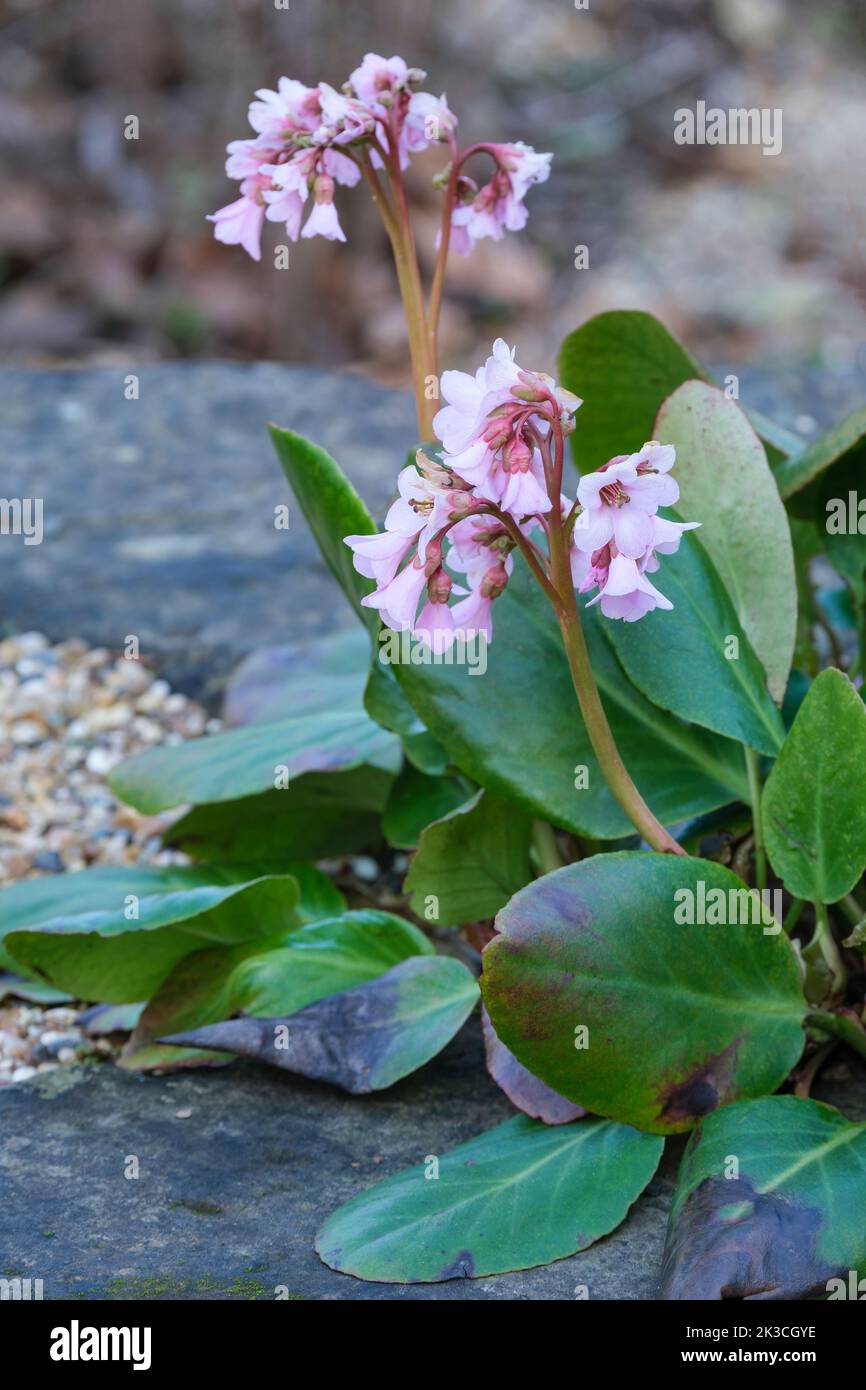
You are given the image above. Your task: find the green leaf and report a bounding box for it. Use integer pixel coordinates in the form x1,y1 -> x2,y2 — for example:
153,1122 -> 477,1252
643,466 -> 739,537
315,1112 -> 664,1282
109,708 -> 399,815
763,667 -> 866,903
268,424 -> 378,630
165,766 -> 392,863
774,404 -> 866,502
558,310 -> 711,472
557,310 -> 792,474
661,1095 -> 866,1299
221,628 -> 370,727
0,973 -> 72,1005
122,908 -> 430,1072
604,529 -> 785,755
364,660 -> 450,776
382,764 -> 469,850
393,564 -> 749,840
161,954 -> 479,1093
482,853 -> 806,1135
2,867 -> 301,1003
405,789 -> 533,925
655,381 -> 797,704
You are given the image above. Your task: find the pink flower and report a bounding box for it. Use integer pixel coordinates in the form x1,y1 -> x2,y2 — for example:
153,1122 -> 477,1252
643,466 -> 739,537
450,141 -> 551,250
573,443 -> 679,559
343,529 -> 413,587
347,53 -> 411,114
433,340 -> 580,519
301,174 -> 346,241
451,585 -> 493,642
415,598 -> 456,653
248,79 -> 322,138
404,92 -> 457,151
207,195 -> 265,261
345,463 -> 447,595
586,553 -> 674,623
301,199 -> 346,241
642,514 -> 701,572
362,554 -> 429,630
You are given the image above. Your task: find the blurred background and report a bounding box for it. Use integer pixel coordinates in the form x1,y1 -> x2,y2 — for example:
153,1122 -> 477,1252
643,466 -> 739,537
2,0 -> 866,385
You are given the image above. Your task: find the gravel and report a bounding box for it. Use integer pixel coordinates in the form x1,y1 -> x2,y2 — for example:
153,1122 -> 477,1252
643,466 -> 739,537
0,630 -> 218,1086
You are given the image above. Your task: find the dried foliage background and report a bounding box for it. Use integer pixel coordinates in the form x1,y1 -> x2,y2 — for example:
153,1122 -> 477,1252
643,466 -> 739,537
2,0 -> 865,383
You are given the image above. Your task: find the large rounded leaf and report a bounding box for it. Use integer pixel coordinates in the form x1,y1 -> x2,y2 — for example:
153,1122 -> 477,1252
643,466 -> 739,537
661,1095 -> 866,1299
482,854 -> 806,1134
655,381 -> 796,705
123,909 -> 431,1071
161,954 -> 479,1093
1,866 -> 300,1003
394,565 -> 749,840
318,1106 -> 664,1278
604,530 -> 784,755
763,667 -> 866,903
316,1112 -> 663,1282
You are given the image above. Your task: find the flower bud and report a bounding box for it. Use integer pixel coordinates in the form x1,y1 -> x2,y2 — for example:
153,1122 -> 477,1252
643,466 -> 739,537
423,538 -> 444,577
427,566 -> 452,603
312,172 -> 336,204
502,434 -> 532,473
479,561 -> 509,600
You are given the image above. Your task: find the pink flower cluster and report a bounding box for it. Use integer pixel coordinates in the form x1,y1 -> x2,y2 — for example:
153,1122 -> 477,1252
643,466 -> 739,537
571,445 -> 700,622
209,54 -> 552,265
344,341 -> 697,647
448,143 -> 553,255
208,55 -> 455,260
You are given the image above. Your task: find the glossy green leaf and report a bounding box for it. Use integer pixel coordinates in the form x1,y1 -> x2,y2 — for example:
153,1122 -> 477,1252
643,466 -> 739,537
109,707 -> 399,815
557,310 -> 793,473
763,667 -> 866,903
558,310 -> 711,472
382,764 -> 469,849
364,660 -> 450,776
165,766 -> 392,862
655,381 -> 797,704
605,530 -> 785,754
268,424 -> 378,631
405,789 -> 533,925
393,564 -> 749,840
122,908 -> 430,1072
662,1095 -> 866,1299
161,954 -> 478,1093
482,853 -> 806,1135
316,1112 -> 664,1282
2,867 -> 301,1003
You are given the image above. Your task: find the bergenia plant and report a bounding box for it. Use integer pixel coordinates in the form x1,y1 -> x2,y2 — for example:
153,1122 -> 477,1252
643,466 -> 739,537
4,53 -> 866,1301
